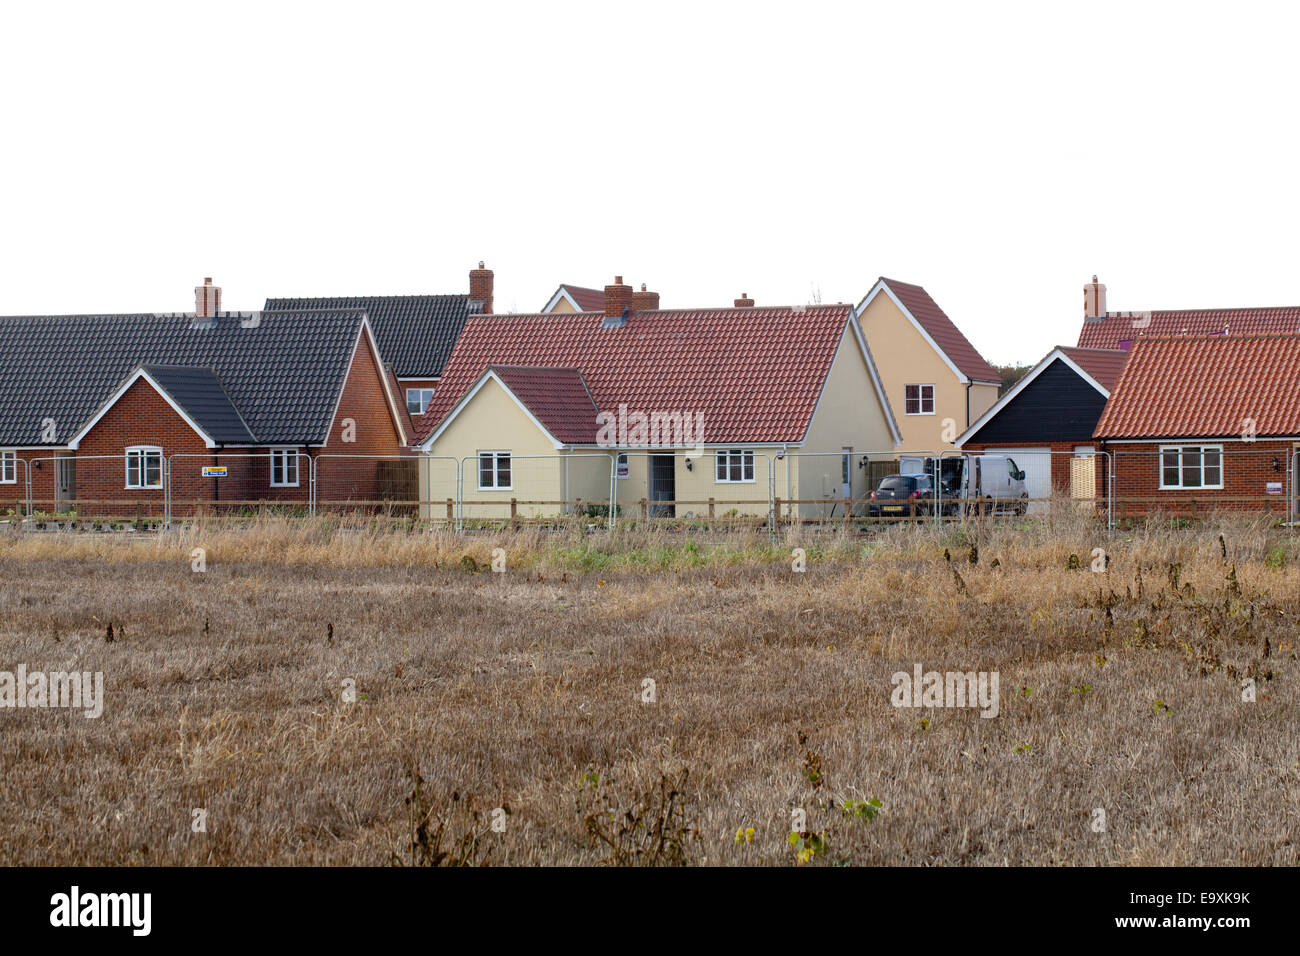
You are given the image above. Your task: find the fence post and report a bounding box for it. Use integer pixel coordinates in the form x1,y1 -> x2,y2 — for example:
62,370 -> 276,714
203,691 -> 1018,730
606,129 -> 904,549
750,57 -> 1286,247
842,496 -> 851,530
510,497 -> 518,531
446,498 -> 454,525
640,498 -> 647,522
773,496 -> 782,532
708,497 -> 715,520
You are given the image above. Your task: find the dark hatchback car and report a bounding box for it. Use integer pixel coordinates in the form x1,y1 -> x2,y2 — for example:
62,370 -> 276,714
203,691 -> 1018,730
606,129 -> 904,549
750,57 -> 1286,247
867,473 -> 936,518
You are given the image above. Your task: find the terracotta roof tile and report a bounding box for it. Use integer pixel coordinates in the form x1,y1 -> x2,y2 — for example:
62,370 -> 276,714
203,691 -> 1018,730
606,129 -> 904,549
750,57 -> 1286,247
1094,334 -> 1300,439
417,305 -> 856,446
1057,346 -> 1129,392
1077,307 -> 1300,350
879,278 -> 1001,383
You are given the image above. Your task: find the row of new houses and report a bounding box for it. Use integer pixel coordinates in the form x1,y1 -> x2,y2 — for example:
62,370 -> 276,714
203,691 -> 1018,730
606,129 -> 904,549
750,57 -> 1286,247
0,269 -> 1296,520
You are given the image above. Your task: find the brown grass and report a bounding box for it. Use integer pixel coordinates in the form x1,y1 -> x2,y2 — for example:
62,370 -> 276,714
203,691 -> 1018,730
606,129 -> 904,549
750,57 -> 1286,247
0,513 -> 1296,865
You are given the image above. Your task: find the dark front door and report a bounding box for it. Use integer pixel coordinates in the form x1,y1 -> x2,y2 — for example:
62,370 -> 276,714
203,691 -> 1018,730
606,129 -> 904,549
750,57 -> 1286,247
649,455 -> 675,518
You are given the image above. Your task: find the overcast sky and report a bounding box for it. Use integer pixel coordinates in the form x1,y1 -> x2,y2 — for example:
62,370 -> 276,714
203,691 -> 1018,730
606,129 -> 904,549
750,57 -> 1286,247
2,1 -> 1296,365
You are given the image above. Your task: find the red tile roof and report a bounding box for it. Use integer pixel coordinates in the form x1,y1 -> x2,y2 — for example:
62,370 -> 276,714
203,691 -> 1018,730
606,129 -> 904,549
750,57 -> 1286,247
878,278 -> 1001,383
1094,334 -> 1300,439
417,304 -> 860,446
1057,346 -> 1129,392
488,365 -> 597,444
1077,307 -> 1300,350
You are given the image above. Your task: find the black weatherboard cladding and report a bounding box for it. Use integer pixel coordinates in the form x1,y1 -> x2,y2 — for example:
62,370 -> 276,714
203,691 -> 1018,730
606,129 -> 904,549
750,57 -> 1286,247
965,358 -> 1108,445
264,295 -> 483,379
0,309 -> 366,446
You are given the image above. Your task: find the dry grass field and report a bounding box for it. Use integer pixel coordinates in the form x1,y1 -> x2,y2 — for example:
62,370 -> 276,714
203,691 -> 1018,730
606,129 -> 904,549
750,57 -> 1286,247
0,511 -> 1296,866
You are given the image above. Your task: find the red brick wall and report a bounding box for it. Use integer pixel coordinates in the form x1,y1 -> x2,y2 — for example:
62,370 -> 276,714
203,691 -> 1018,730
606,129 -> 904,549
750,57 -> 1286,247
316,335 -> 407,506
72,378 -> 212,518
1101,439 -> 1294,516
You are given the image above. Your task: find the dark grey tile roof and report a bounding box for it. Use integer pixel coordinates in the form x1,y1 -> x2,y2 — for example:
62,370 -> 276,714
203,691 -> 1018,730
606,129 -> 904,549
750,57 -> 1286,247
139,365 -> 256,444
263,295 -> 483,379
0,309 -> 368,446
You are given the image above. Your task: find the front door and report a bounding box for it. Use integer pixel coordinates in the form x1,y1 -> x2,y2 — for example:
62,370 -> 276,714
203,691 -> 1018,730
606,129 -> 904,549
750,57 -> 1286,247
841,447 -> 852,501
649,455 -> 675,518
55,454 -> 76,513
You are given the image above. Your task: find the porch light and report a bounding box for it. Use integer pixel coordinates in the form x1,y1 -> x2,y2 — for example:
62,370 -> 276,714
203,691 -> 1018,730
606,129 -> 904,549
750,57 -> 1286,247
685,458 -> 693,471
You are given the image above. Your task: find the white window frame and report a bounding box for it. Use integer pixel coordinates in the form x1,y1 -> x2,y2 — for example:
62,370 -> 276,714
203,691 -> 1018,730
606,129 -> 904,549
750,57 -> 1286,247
478,450 -> 512,490
615,451 -> 629,479
904,384 -> 936,415
0,450 -> 16,484
270,448 -> 300,488
715,449 -> 756,483
406,387 -> 434,416
1158,444 -> 1223,490
125,446 -> 163,490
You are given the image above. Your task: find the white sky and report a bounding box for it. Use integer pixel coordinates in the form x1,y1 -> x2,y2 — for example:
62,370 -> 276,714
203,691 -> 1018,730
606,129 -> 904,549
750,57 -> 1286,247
2,1 -> 1297,365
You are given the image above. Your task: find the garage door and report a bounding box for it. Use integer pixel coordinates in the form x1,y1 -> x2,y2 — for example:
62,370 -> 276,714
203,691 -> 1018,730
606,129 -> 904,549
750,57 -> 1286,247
984,447 -> 1051,514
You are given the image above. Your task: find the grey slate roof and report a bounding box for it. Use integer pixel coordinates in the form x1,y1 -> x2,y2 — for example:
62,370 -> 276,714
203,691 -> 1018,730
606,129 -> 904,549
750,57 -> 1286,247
138,365 -> 256,444
0,309 -> 368,446
263,294 -> 483,379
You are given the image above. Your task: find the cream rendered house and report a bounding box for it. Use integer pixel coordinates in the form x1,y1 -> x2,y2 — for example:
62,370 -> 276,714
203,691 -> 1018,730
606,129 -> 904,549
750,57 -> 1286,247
855,278 -> 1002,453
414,280 -> 900,520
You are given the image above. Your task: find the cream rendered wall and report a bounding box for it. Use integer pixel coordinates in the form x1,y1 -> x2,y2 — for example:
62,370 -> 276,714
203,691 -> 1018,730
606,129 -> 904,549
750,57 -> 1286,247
859,292 -> 977,452
969,381 -> 999,423
419,377 -> 562,520
793,320 -> 898,516
548,296 -> 577,314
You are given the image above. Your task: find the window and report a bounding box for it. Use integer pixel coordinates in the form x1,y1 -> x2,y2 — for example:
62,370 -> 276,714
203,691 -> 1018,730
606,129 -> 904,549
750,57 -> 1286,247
715,449 -> 755,483
904,384 -> 935,415
270,448 -> 300,487
406,388 -> 434,415
125,446 -> 163,489
616,452 -> 629,479
0,450 -> 15,484
1159,445 -> 1222,489
479,451 -> 512,490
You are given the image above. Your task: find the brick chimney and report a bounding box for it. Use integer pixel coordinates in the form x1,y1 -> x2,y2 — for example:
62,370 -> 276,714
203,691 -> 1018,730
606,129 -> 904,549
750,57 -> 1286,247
630,282 -> 660,312
1084,275 -> 1107,319
195,277 -> 221,318
469,261 -> 494,314
734,292 -> 755,308
604,275 -> 633,317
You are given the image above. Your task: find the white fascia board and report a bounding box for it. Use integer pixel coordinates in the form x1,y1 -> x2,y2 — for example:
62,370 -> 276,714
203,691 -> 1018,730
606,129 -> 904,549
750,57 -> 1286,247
67,368 -> 218,450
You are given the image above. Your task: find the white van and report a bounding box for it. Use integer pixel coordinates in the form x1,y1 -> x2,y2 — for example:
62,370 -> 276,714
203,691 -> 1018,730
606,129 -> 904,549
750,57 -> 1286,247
897,455 -> 1029,515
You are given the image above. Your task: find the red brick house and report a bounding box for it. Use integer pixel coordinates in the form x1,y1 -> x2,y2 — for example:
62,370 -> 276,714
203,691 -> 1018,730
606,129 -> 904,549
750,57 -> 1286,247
1094,334 -> 1300,517
0,285 -> 409,519
266,263 -> 493,427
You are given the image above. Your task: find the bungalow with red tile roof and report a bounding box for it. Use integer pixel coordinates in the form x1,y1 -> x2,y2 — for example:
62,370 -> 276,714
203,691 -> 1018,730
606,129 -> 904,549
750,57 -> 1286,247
957,346 -> 1128,511
414,277 -> 901,520
855,278 -> 1002,452
1094,334 -> 1300,517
